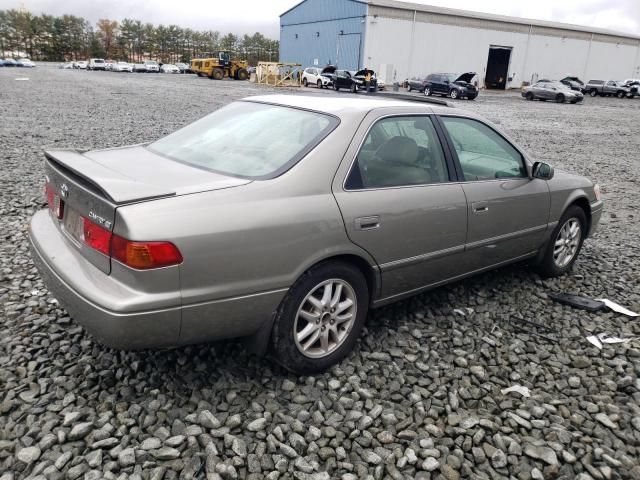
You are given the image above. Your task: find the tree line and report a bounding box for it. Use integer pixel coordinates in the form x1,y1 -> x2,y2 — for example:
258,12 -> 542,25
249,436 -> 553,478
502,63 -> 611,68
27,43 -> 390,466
0,9 -> 279,65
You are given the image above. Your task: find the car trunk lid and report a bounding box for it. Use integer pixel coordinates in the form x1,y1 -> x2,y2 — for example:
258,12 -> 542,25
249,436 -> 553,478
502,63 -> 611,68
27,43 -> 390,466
44,146 -> 250,273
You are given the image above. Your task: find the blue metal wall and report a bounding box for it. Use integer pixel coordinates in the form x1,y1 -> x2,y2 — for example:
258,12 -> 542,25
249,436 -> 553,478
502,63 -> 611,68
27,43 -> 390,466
280,0 -> 368,71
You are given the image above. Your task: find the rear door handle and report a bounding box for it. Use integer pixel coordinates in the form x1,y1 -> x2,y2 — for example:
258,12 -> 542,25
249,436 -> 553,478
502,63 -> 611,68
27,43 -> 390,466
472,202 -> 489,213
355,216 -> 380,230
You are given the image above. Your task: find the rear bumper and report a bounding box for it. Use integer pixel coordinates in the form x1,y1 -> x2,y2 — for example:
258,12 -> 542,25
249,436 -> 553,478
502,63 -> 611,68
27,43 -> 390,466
28,210 -> 287,350
29,210 -> 182,349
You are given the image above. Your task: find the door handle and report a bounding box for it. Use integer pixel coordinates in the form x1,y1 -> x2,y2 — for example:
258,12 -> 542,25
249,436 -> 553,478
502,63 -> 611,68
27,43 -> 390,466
472,202 -> 489,213
355,216 -> 380,230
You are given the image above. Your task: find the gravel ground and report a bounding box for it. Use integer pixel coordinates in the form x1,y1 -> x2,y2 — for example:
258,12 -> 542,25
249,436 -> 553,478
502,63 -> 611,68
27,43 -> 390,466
1,67 -> 640,480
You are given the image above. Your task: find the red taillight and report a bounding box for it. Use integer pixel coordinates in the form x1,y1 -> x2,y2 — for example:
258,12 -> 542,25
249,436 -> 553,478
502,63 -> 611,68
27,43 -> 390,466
82,217 -> 111,256
45,183 -> 64,219
111,235 -> 183,269
79,216 -> 182,269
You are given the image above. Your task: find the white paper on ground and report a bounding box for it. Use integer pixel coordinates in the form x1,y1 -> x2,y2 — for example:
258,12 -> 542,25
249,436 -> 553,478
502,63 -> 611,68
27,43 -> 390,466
15,77 -> 29,81
501,385 -> 531,397
453,308 -> 474,316
595,299 -> 639,317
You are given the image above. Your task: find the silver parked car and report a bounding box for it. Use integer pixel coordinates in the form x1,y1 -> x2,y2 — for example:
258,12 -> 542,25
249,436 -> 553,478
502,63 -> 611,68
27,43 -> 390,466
29,95 -> 603,373
522,81 -> 584,103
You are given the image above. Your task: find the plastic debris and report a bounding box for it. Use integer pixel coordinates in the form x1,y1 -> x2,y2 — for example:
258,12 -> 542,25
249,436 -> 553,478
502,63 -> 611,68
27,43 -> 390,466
501,385 -> 531,397
595,299 -> 638,317
548,292 -> 605,312
586,333 -> 634,350
453,308 -> 474,316
15,77 -> 30,81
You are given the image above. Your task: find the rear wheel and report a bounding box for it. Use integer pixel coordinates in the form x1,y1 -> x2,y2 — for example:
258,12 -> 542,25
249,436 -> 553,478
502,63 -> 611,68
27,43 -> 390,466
535,206 -> 586,278
407,84 -> 412,92
616,90 -> 625,98
424,86 -> 432,96
555,93 -> 565,103
525,92 -> 534,101
303,78 -> 308,87
271,262 -> 369,374
317,80 -> 323,89
590,89 -> 598,97
449,89 -> 459,99
212,68 -> 224,80
334,83 -> 339,91
350,83 -> 357,93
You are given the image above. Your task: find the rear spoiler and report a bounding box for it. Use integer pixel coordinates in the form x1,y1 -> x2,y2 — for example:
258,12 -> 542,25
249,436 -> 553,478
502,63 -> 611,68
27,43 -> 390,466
45,149 -> 176,204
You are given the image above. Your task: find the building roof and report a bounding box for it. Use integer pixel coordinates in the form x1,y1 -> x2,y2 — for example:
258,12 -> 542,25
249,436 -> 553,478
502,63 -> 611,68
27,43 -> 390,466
367,0 -> 640,40
280,0 -> 640,41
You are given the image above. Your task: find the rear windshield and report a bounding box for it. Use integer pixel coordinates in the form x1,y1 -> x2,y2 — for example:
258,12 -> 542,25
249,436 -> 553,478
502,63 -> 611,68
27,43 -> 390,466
148,102 -> 338,179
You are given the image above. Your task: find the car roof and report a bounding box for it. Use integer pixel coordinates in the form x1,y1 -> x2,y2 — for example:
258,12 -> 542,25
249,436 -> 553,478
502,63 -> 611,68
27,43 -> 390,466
242,94 -> 462,119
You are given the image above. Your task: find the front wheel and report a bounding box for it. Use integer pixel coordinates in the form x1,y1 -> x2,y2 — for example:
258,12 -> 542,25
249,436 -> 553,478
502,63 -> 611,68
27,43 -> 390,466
407,84 -> 412,92
303,78 -> 308,87
525,92 -> 534,101
334,83 -> 339,91
317,80 -> 322,89
590,89 -> 598,97
616,91 -> 625,98
556,93 -> 565,103
350,83 -> 357,93
449,89 -> 459,99
212,68 -> 224,80
424,86 -> 432,96
271,262 -> 369,374
535,206 -> 586,278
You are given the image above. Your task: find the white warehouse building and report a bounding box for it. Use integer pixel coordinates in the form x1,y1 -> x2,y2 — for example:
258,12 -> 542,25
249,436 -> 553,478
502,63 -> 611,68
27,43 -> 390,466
279,0 -> 640,89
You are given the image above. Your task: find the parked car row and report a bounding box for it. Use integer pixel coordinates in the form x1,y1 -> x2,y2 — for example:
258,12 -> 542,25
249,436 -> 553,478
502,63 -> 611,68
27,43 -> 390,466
0,58 -> 35,67
60,58 -> 192,74
301,66 -> 385,93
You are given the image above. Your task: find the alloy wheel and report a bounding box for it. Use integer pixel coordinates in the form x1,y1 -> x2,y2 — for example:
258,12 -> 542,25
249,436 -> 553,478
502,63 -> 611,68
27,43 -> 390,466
293,279 -> 357,359
553,218 -> 582,268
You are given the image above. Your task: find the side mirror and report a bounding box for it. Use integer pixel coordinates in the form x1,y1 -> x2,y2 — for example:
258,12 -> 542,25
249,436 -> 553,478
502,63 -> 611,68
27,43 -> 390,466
532,161 -> 554,180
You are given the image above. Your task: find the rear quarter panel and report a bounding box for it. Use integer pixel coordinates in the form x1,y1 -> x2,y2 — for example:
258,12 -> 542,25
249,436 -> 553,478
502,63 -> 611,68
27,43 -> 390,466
113,117 -> 376,339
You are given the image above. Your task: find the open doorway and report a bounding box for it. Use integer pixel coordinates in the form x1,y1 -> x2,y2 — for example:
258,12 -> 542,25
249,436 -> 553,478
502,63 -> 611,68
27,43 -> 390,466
485,46 -> 512,89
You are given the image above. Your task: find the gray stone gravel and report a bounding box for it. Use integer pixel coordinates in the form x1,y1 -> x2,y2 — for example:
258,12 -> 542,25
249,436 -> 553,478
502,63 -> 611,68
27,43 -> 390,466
1,66 -> 640,479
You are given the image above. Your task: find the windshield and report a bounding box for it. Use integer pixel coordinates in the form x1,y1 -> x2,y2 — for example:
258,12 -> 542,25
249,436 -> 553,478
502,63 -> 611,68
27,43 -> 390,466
148,102 -> 338,179
93,59 -> 104,63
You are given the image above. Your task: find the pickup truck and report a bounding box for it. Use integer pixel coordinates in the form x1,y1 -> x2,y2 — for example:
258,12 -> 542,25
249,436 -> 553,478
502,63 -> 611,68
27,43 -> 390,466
584,80 -> 633,98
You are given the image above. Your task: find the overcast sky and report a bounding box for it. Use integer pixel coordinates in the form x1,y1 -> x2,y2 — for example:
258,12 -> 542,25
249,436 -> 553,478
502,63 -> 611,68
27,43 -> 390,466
3,0 -> 639,38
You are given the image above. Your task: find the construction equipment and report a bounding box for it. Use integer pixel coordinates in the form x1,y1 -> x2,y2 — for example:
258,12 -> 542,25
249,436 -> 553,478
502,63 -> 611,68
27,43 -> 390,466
190,52 -> 249,80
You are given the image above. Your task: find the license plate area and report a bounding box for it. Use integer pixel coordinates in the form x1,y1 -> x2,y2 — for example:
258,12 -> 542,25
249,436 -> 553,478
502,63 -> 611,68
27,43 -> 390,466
62,207 -> 84,245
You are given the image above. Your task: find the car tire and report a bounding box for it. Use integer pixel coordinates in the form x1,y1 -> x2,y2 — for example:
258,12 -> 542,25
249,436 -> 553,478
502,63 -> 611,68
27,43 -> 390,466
271,261 -> 369,374
616,91 -> 625,98
535,205 -> 587,278
236,68 -> 248,81
407,84 -> 412,92
317,80 -> 322,89
525,92 -> 534,101
449,89 -> 459,99
350,83 -> 357,94
303,78 -> 308,87
334,83 -> 339,91
555,93 -> 565,103
590,89 -> 598,97
424,86 -> 432,96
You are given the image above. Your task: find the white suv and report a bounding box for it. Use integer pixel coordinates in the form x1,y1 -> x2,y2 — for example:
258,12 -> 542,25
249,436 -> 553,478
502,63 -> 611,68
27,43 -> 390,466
144,60 -> 160,73
302,67 -> 333,89
88,58 -> 106,70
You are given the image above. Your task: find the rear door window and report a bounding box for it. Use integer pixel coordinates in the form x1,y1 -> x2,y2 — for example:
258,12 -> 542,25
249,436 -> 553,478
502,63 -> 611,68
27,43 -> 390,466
440,116 -> 527,181
345,116 -> 450,189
